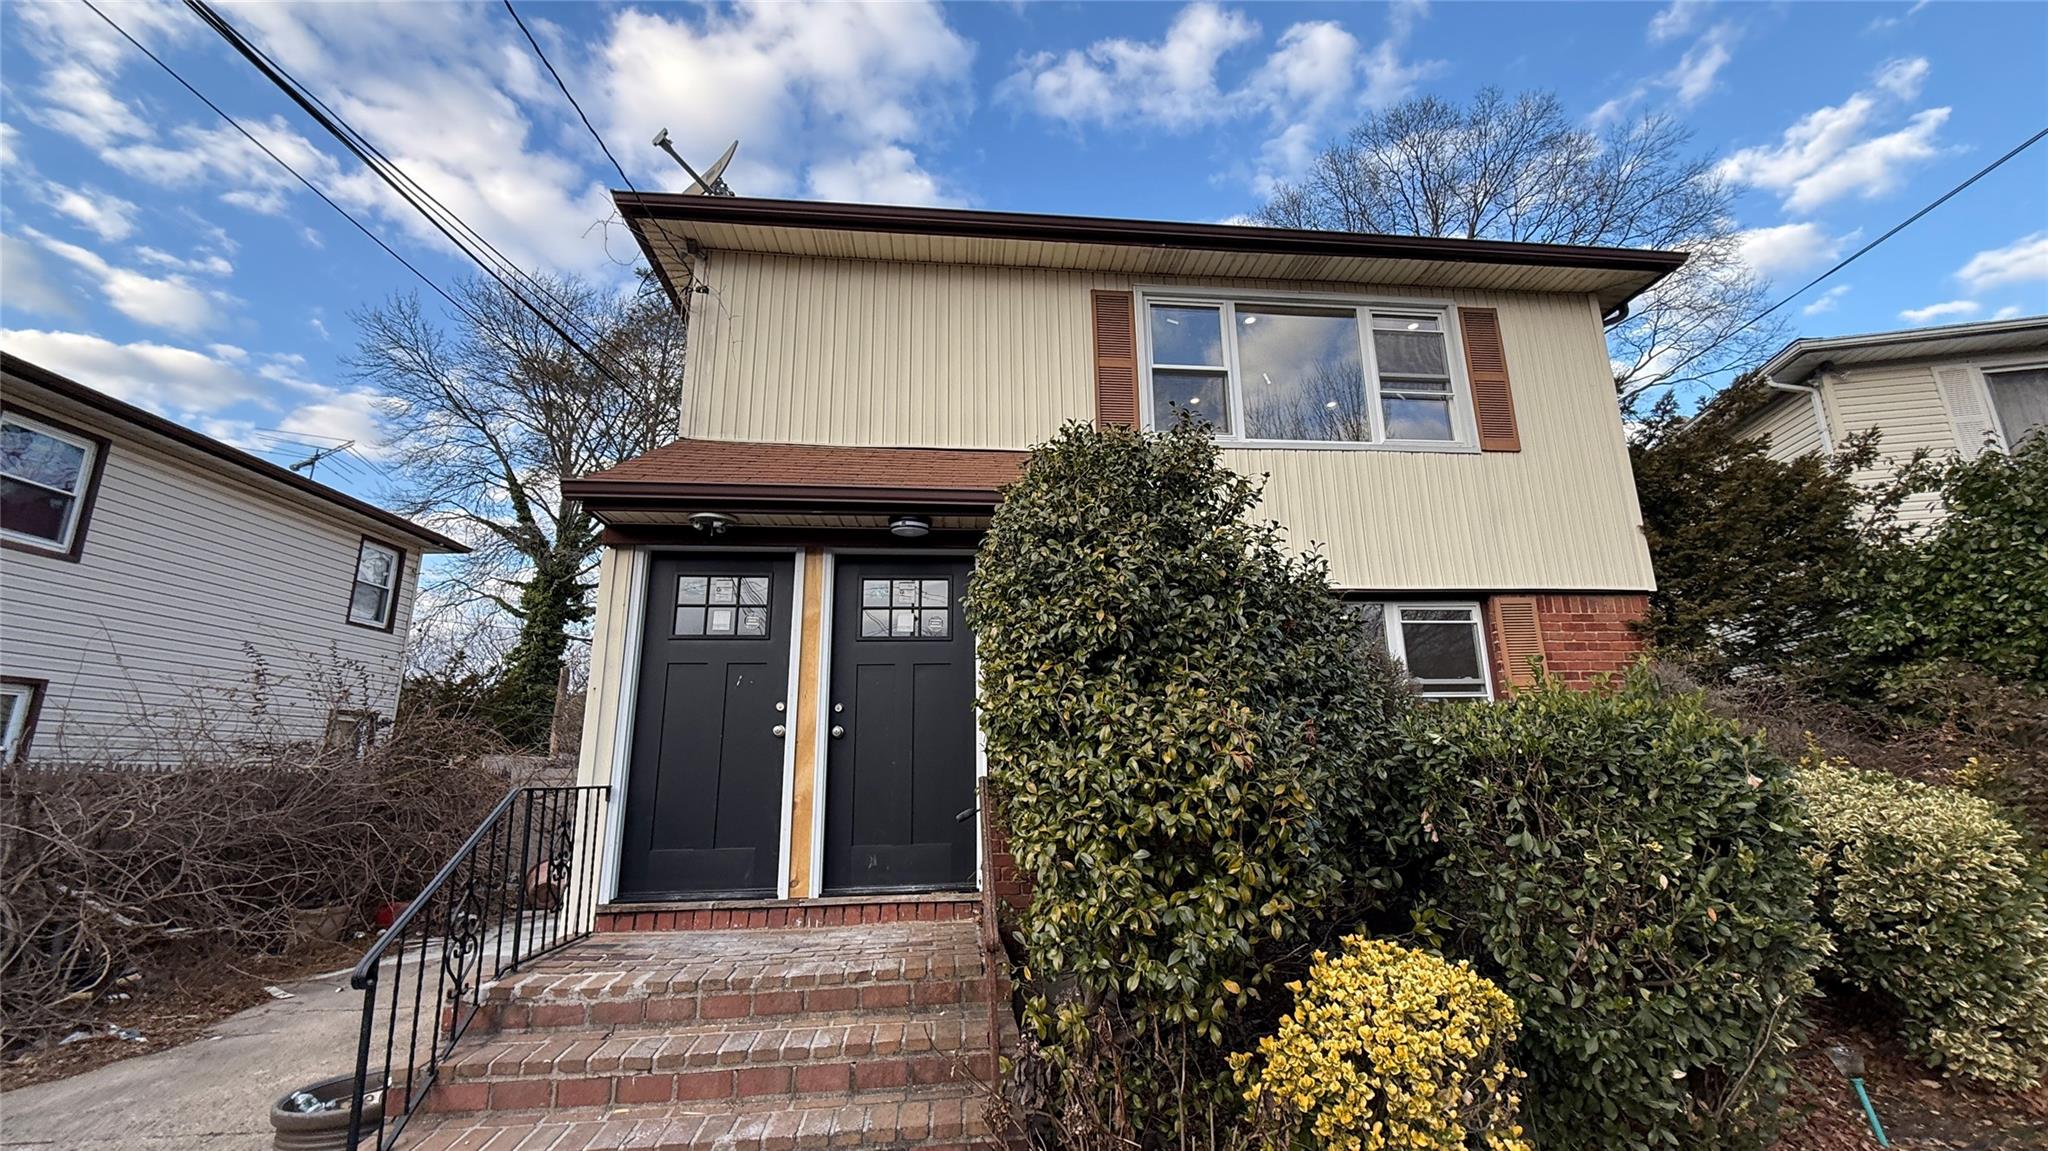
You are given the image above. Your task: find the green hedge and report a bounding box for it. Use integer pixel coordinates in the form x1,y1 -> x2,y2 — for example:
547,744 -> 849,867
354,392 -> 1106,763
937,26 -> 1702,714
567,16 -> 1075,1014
1405,673 -> 1823,1149
1798,751 -> 2048,1087
969,421 -> 1414,1138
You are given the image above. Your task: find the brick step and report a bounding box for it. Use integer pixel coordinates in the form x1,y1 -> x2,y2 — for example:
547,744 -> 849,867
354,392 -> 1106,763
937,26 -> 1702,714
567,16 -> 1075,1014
400,1084 -> 1004,1150
433,1010 -> 994,1113
482,925 -> 994,1034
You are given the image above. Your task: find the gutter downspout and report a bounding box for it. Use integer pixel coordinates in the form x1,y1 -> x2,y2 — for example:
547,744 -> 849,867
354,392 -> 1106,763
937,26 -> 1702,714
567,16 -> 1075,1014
1765,372 -> 1834,455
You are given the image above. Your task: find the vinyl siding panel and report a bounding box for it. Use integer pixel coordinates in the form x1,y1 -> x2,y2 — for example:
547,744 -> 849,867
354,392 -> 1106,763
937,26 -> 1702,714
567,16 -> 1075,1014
682,253 -> 1654,591
0,415 -> 419,764
1823,363 -> 1956,527
1741,393 -> 1824,464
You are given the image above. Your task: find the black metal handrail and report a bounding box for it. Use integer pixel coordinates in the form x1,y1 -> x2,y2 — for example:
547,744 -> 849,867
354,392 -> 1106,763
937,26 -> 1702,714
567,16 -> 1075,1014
344,784 -> 609,1150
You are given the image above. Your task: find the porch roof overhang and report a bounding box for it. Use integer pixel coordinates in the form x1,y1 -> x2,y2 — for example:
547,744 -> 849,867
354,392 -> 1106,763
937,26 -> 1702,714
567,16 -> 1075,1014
613,194 -> 1689,316
562,438 -> 1028,528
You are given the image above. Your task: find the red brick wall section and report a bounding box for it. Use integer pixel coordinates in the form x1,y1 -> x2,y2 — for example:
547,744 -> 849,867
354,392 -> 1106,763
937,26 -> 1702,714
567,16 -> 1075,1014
1488,593 -> 1648,693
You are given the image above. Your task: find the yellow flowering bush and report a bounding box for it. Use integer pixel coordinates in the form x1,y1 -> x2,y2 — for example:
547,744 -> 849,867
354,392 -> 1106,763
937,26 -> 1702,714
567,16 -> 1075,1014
1232,936 -> 1529,1151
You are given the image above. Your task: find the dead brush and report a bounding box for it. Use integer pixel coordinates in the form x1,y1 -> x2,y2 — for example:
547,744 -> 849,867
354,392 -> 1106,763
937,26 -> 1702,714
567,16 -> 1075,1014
0,707 -> 509,1051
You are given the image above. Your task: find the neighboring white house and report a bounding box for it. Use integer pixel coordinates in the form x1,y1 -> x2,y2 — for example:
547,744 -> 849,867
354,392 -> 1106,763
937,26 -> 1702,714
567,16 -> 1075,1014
0,353 -> 466,766
1740,315 -> 2048,526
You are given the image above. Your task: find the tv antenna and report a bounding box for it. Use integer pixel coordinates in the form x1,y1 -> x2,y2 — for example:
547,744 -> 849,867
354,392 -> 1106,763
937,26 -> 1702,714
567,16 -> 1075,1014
651,132 -> 737,196
289,440 -> 355,479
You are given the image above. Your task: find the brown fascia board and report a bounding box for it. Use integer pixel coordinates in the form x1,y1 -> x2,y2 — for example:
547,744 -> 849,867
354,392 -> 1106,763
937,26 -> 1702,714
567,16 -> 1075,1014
613,193 -> 1690,280
0,352 -> 469,554
563,479 -> 1006,510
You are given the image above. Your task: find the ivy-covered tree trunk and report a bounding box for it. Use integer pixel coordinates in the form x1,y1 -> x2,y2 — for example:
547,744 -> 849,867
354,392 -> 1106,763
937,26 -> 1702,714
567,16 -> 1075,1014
492,541 -> 590,749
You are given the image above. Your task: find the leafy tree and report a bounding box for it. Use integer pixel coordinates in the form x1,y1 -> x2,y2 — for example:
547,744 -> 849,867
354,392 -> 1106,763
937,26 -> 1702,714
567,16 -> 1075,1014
1840,433 -> 2048,687
352,272 -> 684,748
968,420 -> 1415,1143
1629,377 -> 1888,682
1257,88 -> 1779,401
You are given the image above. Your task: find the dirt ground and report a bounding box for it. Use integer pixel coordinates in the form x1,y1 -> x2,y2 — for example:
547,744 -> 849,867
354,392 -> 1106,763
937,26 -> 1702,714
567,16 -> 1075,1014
0,938 -> 361,1092
1776,1009 -> 2048,1150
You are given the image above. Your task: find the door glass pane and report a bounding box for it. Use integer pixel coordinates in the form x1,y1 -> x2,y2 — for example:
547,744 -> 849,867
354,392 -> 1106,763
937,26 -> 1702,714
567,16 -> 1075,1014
1987,367 -> 2048,447
737,606 -> 769,636
920,609 -> 950,638
863,579 -> 890,607
739,577 -> 770,605
891,608 -> 917,636
706,606 -> 737,635
861,608 -> 890,638
920,579 -> 949,606
1238,306 -> 1369,442
1383,396 -> 1455,441
708,577 -> 738,605
892,579 -> 919,607
1149,305 -> 1224,366
675,606 -> 707,635
678,575 -> 709,606
0,422 -> 86,491
1151,370 -> 1231,431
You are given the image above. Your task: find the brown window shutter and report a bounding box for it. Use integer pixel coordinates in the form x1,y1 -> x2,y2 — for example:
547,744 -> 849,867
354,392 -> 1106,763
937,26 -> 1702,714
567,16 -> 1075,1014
1490,596 -> 1546,690
1458,307 -> 1520,451
1092,290 -> 1139,429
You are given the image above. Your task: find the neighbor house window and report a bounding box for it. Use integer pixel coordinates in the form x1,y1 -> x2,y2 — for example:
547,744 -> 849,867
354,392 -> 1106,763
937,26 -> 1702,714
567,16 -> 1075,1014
1,679 -> 42,764
1984,365 -> 2048,448
1,411 -> 102,555
1143,296 -> 1465,447
1357,602 -> 1492,699
324,708 -> 378,759
347,538 -> 403,629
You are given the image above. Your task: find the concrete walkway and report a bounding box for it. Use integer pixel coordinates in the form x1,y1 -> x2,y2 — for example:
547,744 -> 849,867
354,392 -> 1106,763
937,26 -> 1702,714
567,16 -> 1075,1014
0,966 -> 367,1151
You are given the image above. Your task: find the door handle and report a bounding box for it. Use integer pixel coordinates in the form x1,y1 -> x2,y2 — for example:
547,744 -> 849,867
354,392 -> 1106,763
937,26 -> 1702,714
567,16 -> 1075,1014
772,724 -> 787,738
830,725 -> 845,739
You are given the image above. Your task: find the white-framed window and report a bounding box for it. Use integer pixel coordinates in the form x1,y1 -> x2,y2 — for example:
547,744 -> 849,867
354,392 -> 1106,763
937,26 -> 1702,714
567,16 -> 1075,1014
1140,291 -> 1471,449
1,680 -> 40,764
1,411 -> 101,554
1357,601 -> 1493,700
1983,363 -> 2047,449
347,538 -> 403,629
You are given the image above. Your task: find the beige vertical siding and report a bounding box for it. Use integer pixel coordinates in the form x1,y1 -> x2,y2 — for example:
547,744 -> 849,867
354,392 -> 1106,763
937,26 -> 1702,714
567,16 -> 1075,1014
0,411 -> 420,764
682,253 -> 1654,591
1741,393 -> 1824,464
1822,364 -> 1956,527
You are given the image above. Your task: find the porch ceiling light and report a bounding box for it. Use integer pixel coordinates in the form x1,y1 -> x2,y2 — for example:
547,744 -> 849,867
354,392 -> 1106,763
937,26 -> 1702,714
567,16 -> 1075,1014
889,515 -> 931,539
689,511 -> 734,536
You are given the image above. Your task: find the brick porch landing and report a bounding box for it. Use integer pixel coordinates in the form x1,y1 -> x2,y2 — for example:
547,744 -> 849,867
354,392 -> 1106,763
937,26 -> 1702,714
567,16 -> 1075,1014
399,922 -> 1008,1150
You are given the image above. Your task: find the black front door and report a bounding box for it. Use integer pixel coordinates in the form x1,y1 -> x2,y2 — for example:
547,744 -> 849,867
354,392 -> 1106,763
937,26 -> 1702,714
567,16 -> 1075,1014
823,557 -> 978,894
619,554 -> 793,901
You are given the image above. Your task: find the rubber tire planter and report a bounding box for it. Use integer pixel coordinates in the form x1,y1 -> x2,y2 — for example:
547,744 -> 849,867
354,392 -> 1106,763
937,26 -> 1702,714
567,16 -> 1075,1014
269,1074 -> 383,1151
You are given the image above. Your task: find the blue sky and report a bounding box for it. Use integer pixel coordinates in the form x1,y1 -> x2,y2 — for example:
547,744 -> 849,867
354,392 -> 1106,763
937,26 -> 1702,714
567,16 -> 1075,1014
3,0 -> 2045,508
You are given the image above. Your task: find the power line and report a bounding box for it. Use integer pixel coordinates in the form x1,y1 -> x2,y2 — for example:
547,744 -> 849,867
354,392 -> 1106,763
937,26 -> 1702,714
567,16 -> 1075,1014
79,0 -> 472,321
183,0 -> 631,385
502,0 -> 637,195
1664,122 -> 2048,390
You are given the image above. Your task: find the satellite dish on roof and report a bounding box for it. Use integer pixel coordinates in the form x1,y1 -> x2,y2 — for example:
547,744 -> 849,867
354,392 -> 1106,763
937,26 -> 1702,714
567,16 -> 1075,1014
650,130 -> 738,196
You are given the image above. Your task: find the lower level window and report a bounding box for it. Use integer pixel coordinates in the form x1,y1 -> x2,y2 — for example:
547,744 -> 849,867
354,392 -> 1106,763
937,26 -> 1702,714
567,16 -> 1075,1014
324,708 -> 378,759
1357,602 -> 1492,699
1,680 -> 40,764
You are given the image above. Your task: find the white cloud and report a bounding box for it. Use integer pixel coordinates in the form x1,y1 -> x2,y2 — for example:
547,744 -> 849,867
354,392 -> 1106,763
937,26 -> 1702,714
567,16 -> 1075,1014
1993,305 -> 2026,321
1898,299 -> 1979,323
275,391 -> 390,460
40,183 -> 140,242
1664,24 -> 1737,107
1716,59 -> 1946,212
0,123 -> 19,167
0,234 -> 82,319
1736,222 -> 1849,279
136,246 -> 235,278
24,229 -> 225,334
1004,2 -> 1259,130
1955,232 -> 2048,293
0,328 -> 268,414
1800,284 -> 1852,316
599,1 -> 974,207
1872,57 -> 1929,100
1648,0 -> 1708,43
